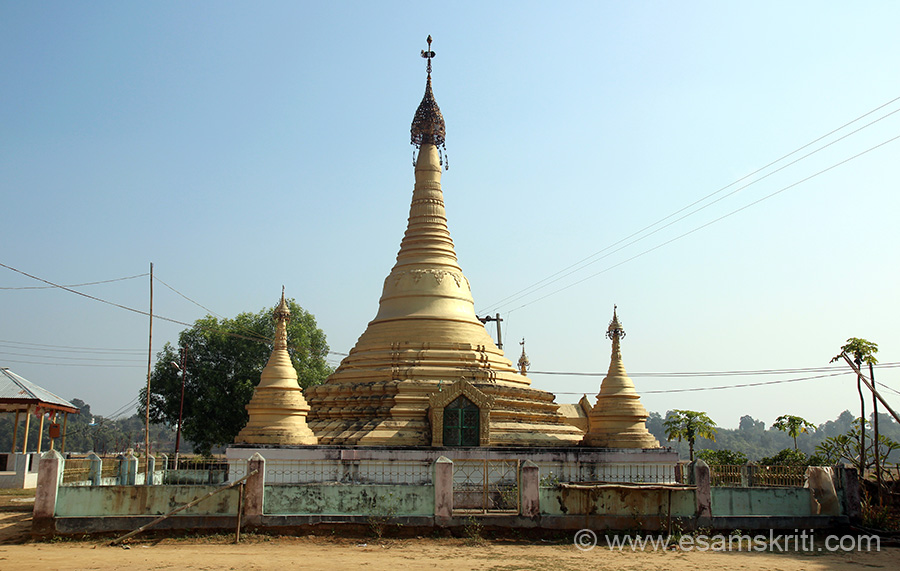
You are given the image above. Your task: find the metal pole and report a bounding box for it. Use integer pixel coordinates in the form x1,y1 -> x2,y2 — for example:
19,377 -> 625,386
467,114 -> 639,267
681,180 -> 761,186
870,361 -> 882,504
174,347 -> 187,466
857,373 -> 866,476
61,412 -> 69,454
494,313 -> 503,350
12,410 -> 20,453
36,411 -> 45,454
22,406 -> 31,453
235,482 -> 245,543
145,262 -> 154,483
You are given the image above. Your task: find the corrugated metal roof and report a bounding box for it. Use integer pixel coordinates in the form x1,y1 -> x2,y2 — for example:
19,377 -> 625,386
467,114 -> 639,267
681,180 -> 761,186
0,367 -> 79,412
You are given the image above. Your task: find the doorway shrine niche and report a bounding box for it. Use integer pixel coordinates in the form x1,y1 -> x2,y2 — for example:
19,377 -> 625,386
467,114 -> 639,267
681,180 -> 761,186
429,379 -> 493,447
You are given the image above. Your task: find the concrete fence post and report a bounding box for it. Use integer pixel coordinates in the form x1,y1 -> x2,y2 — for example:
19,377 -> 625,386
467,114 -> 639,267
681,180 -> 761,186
88,452 -> 102,486
840,464 -> 861,522
32,449 -> 64,538
158,453 -> 168,483
434,456 -> 453,526
520,460 -> 539,519
120,450 -> 138,485
145,454 -> 156,485
692,459 -> 712,526
243,453 -> 266,528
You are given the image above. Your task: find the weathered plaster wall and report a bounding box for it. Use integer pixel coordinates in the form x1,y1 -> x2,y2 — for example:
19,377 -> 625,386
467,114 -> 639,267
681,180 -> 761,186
540,485 -> 696,517
711,487 -> 813,517
264,484 -> 434,516
56,485 -> 240,516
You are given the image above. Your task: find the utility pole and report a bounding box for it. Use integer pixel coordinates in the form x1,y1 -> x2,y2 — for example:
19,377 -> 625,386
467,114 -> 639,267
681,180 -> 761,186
145,262 -> 153,483
171,347 -> 188,467
870,361 -> 882,504
477,313 -> 503,349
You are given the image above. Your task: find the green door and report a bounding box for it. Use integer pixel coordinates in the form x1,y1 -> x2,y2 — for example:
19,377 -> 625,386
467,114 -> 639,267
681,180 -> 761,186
443,395 -> 480,446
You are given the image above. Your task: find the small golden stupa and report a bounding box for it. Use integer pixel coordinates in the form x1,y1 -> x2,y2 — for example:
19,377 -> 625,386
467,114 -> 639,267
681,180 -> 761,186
305,37 -> 583,447
234,289 -> 318,445
582,307 -> 660,448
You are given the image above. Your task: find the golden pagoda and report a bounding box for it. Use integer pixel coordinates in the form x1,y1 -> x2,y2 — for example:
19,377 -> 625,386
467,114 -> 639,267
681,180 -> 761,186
305,37 -> 584,447
234,289 -> 318,445
582,307 -> 660,448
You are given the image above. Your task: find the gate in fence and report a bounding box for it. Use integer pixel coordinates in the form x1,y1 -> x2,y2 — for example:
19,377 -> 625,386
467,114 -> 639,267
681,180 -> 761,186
452,459 -> 519,514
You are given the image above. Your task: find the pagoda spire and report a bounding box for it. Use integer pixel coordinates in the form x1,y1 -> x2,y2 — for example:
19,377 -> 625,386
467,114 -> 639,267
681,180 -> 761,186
234,289 -> 317,446
517,338 -> 531,376
304,38 -> 585,447
582,306 -> 660,448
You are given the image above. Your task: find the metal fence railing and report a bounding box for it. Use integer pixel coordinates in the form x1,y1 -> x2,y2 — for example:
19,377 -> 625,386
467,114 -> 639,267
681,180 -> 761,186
535,462 -> 677,487
708,464 -> 809,487
100,456 -> 119,480
264,460 -> 433,485
709,464 -> 742,486
61,457 -> 92,485
753,465 -> 807,487
161,456 -> 248,485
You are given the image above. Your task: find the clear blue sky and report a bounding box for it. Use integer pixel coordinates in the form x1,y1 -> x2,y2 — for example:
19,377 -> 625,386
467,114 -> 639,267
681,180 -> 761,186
2,2 -> 898,429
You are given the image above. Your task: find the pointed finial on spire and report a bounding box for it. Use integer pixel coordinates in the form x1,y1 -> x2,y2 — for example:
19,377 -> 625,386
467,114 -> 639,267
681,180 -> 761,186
411,35 -> 447,168
273,288 -> 291,350
517,338 -> 531,375
606,305 -> 625,341
421,35 -> 435,77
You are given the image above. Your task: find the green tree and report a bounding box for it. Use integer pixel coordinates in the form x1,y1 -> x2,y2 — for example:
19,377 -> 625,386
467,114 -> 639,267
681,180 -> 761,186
140,299 -> 331,455
772,414 -> 815,450
759,448 -> 824,467
831,337 -> 878,475
816,418 -> 900,480
664,410 -> 718,462
696,448 -> 747,465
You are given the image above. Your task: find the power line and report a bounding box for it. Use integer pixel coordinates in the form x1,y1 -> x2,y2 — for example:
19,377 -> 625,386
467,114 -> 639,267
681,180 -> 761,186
552,371 -> 851,395
0,358 -> 143,368
478,96 -> 900,315
0,262 -> 276,345
529,362 -> 900,378
0,339 -> 144,354
153,274 -> 226,321
642,371 -> 848,394
0,261 -> 196,327
504,132 -> 900,314
0,272 -> 148,290
0,350 -> 143,363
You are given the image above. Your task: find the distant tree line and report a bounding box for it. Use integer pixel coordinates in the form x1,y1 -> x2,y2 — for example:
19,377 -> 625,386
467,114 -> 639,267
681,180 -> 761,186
647,409 -> 900,464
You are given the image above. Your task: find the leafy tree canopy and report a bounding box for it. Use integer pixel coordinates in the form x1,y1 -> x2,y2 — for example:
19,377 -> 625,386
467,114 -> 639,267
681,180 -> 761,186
139,299 -> 332,455
758,448 -> 826,466
816,418 -> 900,478
696,448 -> 747,465
739,415 -> 765,433
772,414 -> 816,450
831,337 -> 878,366
664,409 -> 717,461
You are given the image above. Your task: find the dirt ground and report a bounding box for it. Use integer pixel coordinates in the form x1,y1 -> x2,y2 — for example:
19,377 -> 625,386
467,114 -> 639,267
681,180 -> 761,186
2,491 -> 899,571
